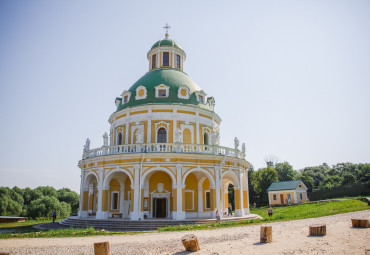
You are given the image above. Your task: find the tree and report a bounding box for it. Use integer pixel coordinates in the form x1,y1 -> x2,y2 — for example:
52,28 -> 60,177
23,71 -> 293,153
247,165 -> 258,206
28,196 -> 71,219
253,166 -> 278,205
35,186 -> 57,198
0,187 -> 23,216
295,172 -> 314,192
319,176 -> 344,190
275,162 -> 296,181
57,188 -> 79,214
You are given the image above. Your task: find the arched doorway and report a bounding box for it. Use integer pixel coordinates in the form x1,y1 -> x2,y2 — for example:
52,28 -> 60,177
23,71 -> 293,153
222,172 -> 240,217
143,169 -> 174,219
103,171 -> 132,219
82,174 -> 98,218
183,169 -> 215,218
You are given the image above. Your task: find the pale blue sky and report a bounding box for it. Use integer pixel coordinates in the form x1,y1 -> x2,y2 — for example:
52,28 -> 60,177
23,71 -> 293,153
0,1 -> 369,192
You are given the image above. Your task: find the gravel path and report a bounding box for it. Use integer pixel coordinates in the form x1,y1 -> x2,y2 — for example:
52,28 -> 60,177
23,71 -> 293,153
0,210 -> 369,255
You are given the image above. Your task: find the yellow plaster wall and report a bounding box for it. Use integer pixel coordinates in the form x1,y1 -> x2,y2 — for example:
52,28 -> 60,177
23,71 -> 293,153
149,171 -> 173,193
202,179 -> 211,211
235,189 -> 241,209
184,173 -> 198,212
109,179 -> 120,212
88,194 -> 93,210
269,191 -> 295,205
82,191 -> 88,211
224,192 -> 229,208
183,129 -> 192,144
124,177 -> 131,200
102,190 -> 108,211
130,189 -> 134,211
243,190 -> 248,208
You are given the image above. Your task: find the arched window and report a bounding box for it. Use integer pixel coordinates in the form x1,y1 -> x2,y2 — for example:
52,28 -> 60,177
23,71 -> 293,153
117,132 -> 123,145
203,132 -> 209,145
157,128 -> 167,143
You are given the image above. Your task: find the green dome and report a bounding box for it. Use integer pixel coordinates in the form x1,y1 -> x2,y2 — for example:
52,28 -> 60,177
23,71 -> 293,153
151,39 -> 183,50
116,69 -> 212,111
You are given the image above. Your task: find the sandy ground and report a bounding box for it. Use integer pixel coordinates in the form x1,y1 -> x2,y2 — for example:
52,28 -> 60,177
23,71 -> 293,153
0,210 -> 369,255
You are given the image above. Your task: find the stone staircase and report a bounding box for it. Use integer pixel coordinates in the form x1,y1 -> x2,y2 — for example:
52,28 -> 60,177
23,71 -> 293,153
60,214 -> 262,232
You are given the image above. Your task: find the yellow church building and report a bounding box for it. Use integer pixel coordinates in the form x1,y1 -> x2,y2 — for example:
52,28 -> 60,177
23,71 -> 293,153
77,29 -> 251,221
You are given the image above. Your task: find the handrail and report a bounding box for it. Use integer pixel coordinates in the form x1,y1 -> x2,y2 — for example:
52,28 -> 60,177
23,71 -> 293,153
83,143 -> 245,159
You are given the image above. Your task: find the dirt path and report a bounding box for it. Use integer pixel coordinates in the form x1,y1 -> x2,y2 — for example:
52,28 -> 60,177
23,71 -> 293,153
0,210 -> 369,255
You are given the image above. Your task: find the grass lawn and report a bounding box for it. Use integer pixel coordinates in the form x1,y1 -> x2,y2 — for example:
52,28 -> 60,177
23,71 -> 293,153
0,199 -> 368,238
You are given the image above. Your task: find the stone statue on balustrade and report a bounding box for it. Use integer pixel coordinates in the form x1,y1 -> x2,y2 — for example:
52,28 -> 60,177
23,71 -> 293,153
174,128 -> 183,143
234,137 -> 239,151
103,132 -> 108,146
242,142 -> 246,154
135,128 -> 144,144
83,138 -> 90,158
212,130 -> 220,145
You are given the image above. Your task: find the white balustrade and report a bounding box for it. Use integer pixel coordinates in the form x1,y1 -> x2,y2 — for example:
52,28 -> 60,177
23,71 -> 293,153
83,143 -> 246,159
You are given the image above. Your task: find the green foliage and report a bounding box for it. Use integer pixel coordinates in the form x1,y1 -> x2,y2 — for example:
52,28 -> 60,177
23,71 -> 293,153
251,165 -> 278,206
308,181 -> 370,201
275,162 -> 296,181
0,186 -> 78,218
57,188 -> 79,214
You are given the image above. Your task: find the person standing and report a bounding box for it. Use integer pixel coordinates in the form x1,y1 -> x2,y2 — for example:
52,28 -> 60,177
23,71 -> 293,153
268,207 -> 273,218
215,209 -> 221,223
228,203 -> 232,216
52,210 -> 57,223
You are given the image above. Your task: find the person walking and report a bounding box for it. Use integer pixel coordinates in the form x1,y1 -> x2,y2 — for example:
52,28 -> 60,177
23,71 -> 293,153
228,203 -> 232,216
268,207 -> 273,218
215,209 -> 221,223
52,210 -> 57,223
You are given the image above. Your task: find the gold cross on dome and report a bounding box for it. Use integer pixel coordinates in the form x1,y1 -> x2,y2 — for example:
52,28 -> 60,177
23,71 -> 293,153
163,23 -> 171,38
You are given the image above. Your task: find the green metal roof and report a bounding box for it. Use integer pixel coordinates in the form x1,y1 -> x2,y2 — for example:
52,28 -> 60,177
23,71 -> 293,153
267,180 -> 303,191
151,39 -> 183,50
116,69 -> 213,111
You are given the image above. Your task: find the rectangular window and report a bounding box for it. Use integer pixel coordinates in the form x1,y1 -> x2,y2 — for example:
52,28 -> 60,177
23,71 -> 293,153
287,194 -> 291,199
158,89 -> 167,97
111,192 -> 118,210
124,95 -> 128,103
300,193 -> 303,200
163,52 -> 169,66
205,191 -> 211,209
152,54 -> 156,69
176,54 -> 181,69
198,95 -> 203,103
273,194 -> 277,201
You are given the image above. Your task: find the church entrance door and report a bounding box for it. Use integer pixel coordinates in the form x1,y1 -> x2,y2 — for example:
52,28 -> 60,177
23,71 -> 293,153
153,198 -> 166,218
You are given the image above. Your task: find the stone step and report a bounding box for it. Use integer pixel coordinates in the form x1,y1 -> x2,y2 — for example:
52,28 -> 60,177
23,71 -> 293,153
60,214 -> 262,231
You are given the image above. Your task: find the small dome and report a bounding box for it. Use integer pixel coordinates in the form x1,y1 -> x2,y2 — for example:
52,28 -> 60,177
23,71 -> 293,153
151,39 -> 183,50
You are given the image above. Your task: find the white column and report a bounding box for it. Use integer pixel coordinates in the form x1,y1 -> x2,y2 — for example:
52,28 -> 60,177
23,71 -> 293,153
130,165 -> 140,220
244,171 -> 250,214
96,168 -> 108,219
78,170 -> 84,217
147,109 -> 152,143
195,111 -> 200,144
173,108 -> 177,143
174,164 -> 185,220
157,49 -> 160,67
88,185 -> 94,214
125,113 -> 130,144
119,187 -> 124,215
215,167 -> 221,213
